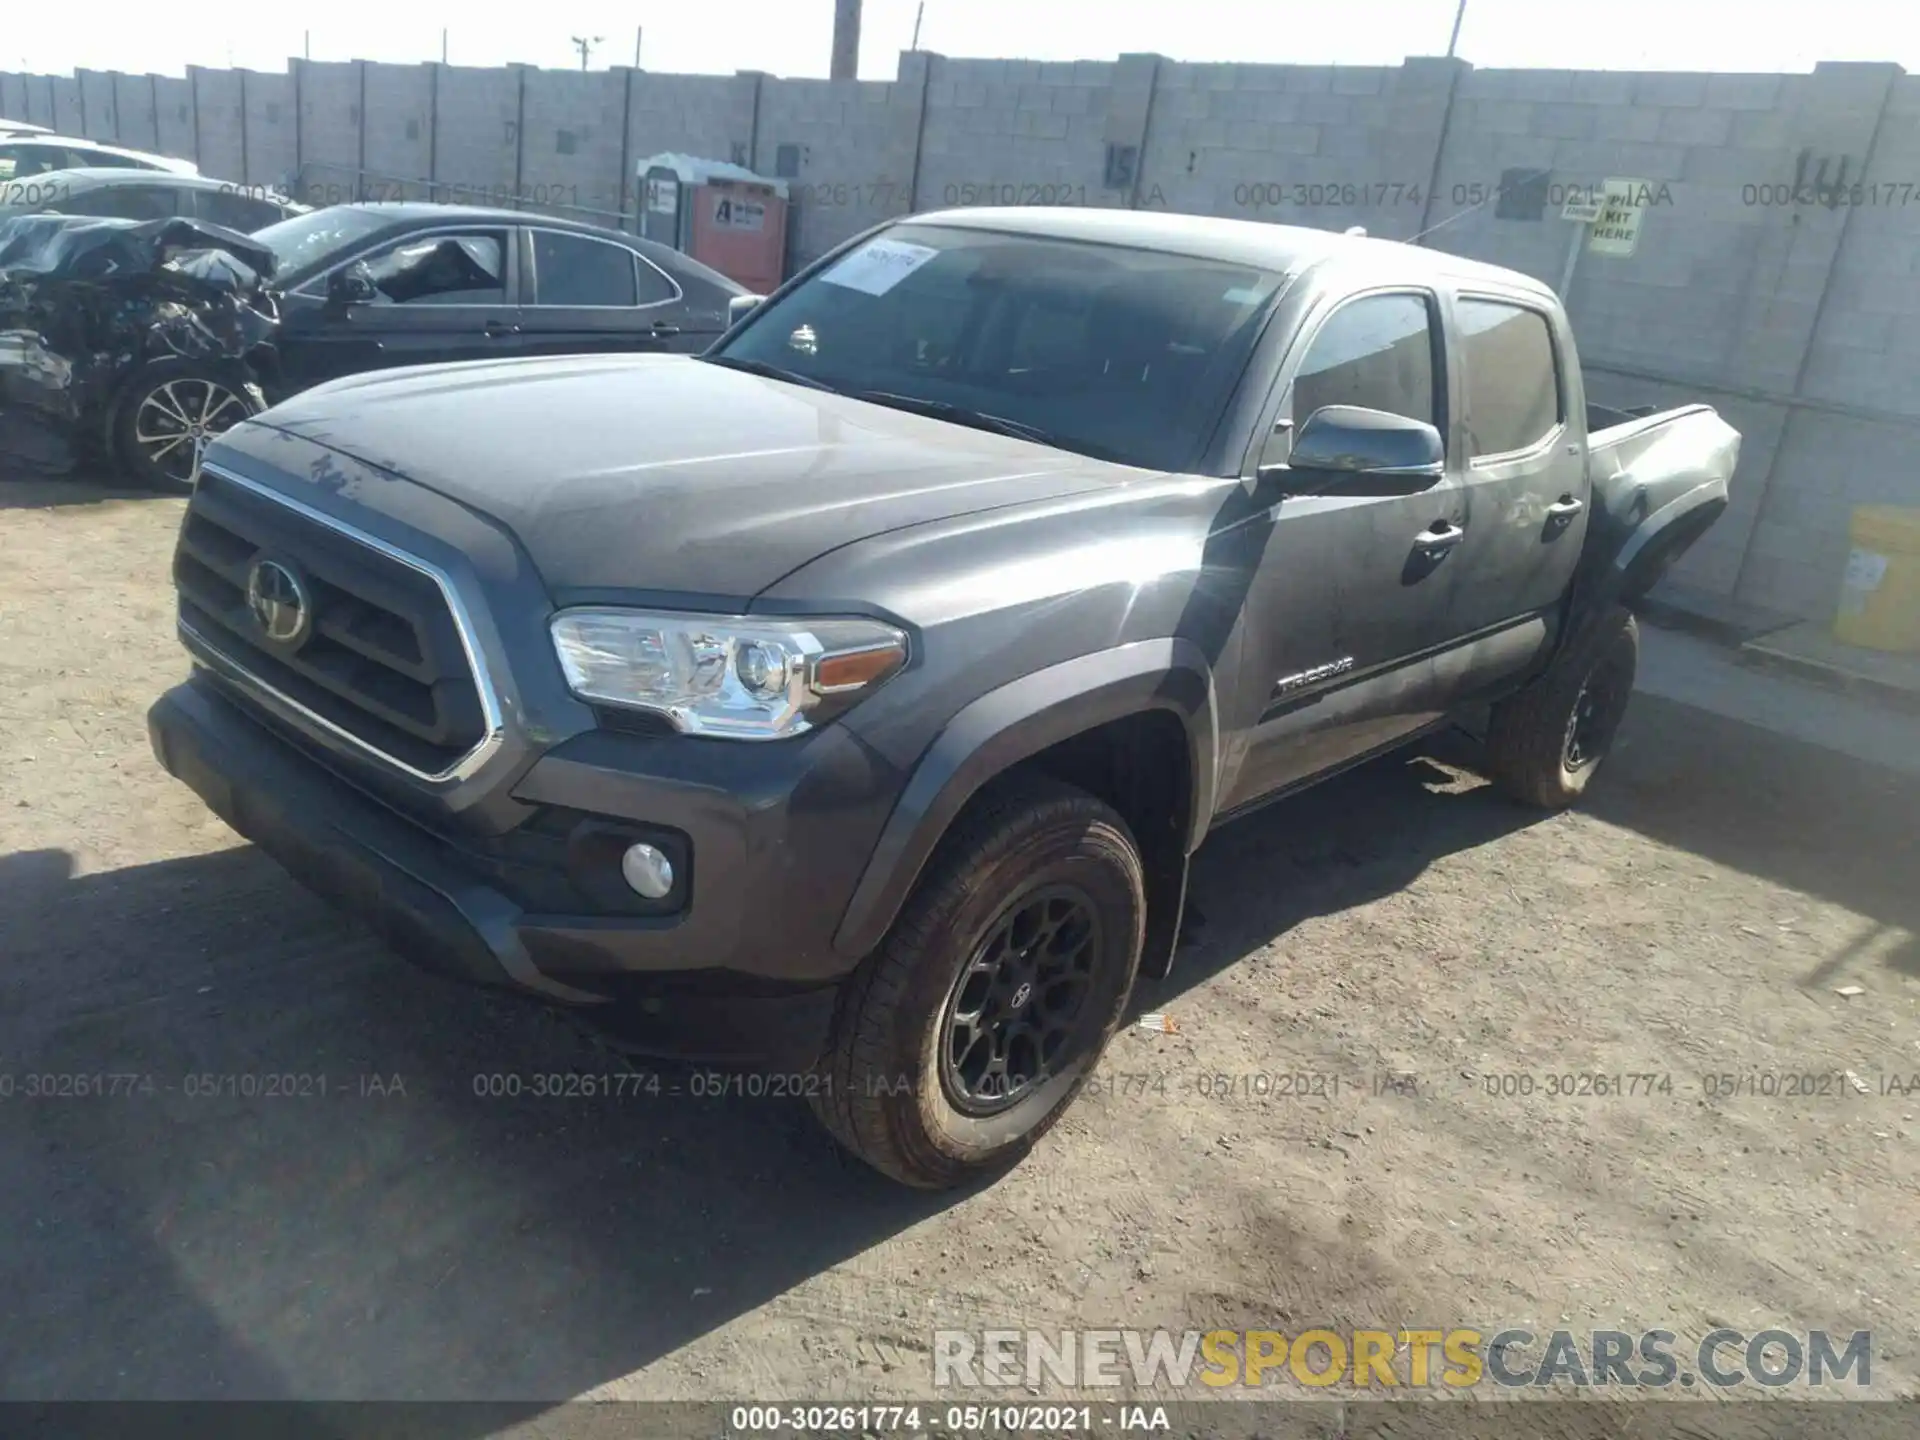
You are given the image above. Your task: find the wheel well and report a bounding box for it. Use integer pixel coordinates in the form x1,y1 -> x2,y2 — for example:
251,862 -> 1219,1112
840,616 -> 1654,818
1018,708 -> 1193,981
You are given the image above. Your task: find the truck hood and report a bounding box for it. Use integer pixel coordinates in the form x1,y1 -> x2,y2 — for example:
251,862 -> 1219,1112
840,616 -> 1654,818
241,353 -> 1124,600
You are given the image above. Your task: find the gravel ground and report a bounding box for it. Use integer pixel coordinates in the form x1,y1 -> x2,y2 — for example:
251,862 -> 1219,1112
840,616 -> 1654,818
1,472 -> 1916,1414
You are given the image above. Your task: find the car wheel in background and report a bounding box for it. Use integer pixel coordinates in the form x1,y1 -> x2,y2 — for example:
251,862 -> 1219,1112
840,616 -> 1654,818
113,360 -> 264,493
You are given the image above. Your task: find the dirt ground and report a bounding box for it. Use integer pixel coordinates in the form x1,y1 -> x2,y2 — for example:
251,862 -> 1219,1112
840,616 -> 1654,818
1,472 -> 1917,1413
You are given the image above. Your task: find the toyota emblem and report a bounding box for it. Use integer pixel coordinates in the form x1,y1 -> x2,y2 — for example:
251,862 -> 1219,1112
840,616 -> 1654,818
246,557 -> 312,647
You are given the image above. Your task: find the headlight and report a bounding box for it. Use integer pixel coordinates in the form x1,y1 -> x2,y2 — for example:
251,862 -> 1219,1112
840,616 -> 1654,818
550,608 -> 909,740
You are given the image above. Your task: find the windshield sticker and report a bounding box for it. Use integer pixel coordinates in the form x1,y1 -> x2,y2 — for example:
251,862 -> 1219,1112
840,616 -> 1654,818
1220,285 -> 1266,304
819,238 -> 940,296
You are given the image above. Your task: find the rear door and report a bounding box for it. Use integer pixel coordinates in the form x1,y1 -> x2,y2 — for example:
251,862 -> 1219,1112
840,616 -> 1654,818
1219,286 -> 1464,810
273,225 -> 524,395
516,226 -> 692,358
1435,291 -> 1589,678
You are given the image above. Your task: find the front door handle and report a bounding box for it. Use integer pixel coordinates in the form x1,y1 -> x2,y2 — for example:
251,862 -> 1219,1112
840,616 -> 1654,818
484,319 -> 521,337
650,321 -> 682,336
1414,520 -> 1466,553
1546,495 -> 1586,518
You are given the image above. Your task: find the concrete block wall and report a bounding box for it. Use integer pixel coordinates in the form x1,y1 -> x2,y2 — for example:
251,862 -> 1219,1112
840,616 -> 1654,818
76,70 -> 117,139
624,72 -> 741,178
2,49 -> 1915,626
1142,57 -> 1458,239
242,70 -> 297,188
916,58 -> 1120,217
754,69 -> 923,263
154,75 -> 196,161
111,74 -> 160,151
292,61 -> 360,200
186,67 -> 243,183
431,65 -> 520,201
356,63 -> 436,200
519,68 -> 629,220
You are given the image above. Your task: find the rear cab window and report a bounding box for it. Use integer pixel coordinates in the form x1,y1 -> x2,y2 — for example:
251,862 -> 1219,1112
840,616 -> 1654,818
1456,297 -> 1562,459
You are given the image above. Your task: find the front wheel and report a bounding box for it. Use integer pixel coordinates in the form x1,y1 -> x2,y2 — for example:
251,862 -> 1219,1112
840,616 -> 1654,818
810,774 -> 1146,1189
113,361 -> 263,492
1483,607 -> 1639,809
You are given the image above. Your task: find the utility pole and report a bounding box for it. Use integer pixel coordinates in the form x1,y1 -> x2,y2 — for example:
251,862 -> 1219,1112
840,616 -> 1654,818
830,0 -> 860,80
1445,0 -> 1468,58
303,30 -> 310,59
911,2 -> 925,51
571,35 -> 604,70
441,29 -> 448,63
634,27 -> 643,67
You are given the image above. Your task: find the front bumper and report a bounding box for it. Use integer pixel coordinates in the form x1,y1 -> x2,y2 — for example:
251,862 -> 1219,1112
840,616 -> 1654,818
147,676 -> 870,1067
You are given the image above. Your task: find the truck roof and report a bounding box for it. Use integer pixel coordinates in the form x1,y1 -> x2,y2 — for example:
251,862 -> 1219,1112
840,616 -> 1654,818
912,205 -> 1558,302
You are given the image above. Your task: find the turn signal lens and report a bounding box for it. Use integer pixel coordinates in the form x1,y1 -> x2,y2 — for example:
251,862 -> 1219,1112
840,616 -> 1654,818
811,642 -> 908,695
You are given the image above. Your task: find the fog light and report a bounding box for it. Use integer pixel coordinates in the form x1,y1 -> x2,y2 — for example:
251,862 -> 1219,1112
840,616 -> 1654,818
620,842 -> 675,899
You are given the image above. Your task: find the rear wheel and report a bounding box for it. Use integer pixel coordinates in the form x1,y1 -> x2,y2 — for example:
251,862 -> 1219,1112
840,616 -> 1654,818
114,361 -> 262,492
810,774 -> 1146,1189
1483,607 -> 1639,809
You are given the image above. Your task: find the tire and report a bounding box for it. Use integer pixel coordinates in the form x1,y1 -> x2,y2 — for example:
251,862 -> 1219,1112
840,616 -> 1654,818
1483,607 -> 1639,809
113,360 -> 263,493
810,774 -> 1146,1189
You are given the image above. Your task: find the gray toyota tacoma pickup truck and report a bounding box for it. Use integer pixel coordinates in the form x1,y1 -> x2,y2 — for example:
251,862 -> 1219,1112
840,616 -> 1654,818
148,208 -> 1739,1187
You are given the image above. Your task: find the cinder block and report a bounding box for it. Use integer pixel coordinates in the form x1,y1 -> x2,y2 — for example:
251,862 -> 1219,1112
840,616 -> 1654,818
1331,67 -> 1385,97
1704,74 -> 1784,110
1730,110 -> 1792,150
1657,107 -> 1734,147
1533,103 -> 1598,140
1594,107 -> 1663,142
1634,73 -> 1710,107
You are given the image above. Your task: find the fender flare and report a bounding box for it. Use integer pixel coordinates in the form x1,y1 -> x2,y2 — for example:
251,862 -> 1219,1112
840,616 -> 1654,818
831,638 -> 1220,961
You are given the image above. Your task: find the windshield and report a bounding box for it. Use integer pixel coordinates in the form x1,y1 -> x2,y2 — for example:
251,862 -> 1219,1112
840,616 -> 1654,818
709,223 -> 1285,472
250,207 -> 393,282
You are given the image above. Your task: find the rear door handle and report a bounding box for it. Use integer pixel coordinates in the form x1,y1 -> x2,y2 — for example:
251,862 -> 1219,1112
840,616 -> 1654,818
1546,495 -> 1585,518
1414,520 -> 1465,552
484,319 -> 521,337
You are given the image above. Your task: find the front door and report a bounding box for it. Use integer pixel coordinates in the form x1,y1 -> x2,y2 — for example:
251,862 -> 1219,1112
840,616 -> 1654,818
274,226 -> 523,397
515,226 -> 692,359
1219,288 -> 1464,811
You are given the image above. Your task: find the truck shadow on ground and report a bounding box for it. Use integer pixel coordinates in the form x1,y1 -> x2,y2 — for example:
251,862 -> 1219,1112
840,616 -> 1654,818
2,691 -> 1914,1407
1145,690 -> 1920,1014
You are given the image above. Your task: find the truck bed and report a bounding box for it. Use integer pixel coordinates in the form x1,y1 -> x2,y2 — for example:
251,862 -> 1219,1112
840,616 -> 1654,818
1583,402 -> 1740,605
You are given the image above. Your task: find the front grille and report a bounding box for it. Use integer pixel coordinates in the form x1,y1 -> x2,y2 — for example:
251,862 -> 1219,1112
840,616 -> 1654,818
174,469 -> 490,778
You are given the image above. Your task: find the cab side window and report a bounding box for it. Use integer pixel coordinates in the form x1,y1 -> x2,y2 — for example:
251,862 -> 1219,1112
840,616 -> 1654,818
1292,293 -> 1437,426
1262,292 -> 1437,468
1457,298 -> 1561,458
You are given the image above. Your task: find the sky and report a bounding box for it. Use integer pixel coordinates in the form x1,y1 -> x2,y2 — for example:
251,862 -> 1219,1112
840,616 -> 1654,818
6,0 -> 1919,79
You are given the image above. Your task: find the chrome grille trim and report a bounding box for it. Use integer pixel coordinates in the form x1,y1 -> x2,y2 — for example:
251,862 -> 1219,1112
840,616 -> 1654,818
182,461 -> 507,785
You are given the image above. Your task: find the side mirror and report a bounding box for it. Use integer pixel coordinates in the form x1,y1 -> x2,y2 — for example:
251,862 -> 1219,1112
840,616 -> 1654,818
326,263 -> 377,309
1260,404 -> 1444,495
727,293 -> 764,326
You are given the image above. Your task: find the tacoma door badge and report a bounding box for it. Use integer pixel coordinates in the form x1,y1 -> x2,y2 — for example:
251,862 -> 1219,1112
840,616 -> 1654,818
1274,656 -> 1355,695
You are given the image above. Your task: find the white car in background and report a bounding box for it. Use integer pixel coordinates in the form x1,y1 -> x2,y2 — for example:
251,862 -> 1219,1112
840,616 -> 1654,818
0,135 -> 198,180
1,118 -> 54,137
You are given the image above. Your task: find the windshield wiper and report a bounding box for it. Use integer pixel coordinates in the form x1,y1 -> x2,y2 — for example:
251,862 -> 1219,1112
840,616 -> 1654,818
850,390 -> 1059,447
700,354 -> 837,392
